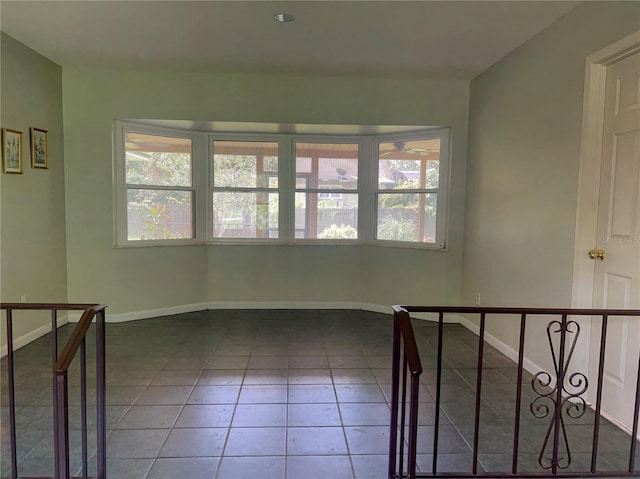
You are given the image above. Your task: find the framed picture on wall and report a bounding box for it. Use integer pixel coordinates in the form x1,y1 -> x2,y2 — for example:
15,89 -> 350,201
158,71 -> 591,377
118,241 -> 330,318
2,128 -> 23,174
30,127 -> 48,169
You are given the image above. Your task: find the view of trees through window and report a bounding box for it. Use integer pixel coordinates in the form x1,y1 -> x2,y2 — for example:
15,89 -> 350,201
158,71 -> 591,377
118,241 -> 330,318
212,141 -> 279,239
125,133 -> 194,241
295,143 -> 359,239
377,139 -> 441,243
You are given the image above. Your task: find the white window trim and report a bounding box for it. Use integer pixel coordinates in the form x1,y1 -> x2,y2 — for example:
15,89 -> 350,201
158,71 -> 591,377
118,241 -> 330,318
113,121 -> 450,249
373,129 -> 450,248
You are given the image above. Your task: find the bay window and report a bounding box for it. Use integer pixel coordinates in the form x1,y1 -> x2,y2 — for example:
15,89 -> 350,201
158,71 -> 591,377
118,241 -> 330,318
114,121 -> 449,248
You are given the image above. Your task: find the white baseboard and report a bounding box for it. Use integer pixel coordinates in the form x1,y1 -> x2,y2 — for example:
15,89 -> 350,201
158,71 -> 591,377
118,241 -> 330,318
456,314 -> 547,378
68,302 -> 211,323
87,302 -> 469,324
0,315 -> 69,358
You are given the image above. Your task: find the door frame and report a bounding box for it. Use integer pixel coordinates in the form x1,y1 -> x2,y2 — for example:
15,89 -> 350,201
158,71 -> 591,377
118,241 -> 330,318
571,31 -> 640,432
572,31 -> 640,310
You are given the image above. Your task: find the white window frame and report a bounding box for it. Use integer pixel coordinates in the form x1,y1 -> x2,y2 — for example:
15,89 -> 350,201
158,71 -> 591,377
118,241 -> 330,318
208,133 -> 288,242
113,121 -> 450,250
292,136 -> 363,243
374,129 -> 450,248
113,121 -> 205,246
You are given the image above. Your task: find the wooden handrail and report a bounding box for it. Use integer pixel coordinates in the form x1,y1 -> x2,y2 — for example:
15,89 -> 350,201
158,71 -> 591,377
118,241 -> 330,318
393,305 -> 422,376
1,302 -> 104,311
399,305 -> 640,316
55,305 -> 106,373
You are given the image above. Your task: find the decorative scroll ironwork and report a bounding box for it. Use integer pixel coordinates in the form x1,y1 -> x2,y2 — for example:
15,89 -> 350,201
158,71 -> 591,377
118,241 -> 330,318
531,319 -> 588,470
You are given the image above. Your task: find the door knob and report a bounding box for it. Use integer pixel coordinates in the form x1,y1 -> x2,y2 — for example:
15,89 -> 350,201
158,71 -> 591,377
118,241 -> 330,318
588,249 -> 605,260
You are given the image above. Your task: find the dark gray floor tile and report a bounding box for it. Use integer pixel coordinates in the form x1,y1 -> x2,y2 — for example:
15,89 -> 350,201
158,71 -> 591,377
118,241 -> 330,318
287,455 -> 354,479
158,428 -> 227,457
103,386 -> 146,405
164,357 -> 208,370
115,405 -> 182,429
344,426 -> 390,454
146,457 -> 219,479
248,356 -> 288,369
224,427 -> 286,456
329,356 -> 371,369
289,368 -> 333,385
106,458 -> 154,479
151,369 -> 201,386
288,403 -> 341,427
339,403 -> 390,426
243,369 -> 288,385
335,385 -> 386,403
217,456 -> 285,479
205,356 -> 249,369
333,368 -> 378,384
288,385 -> 336,403
188,386 -> 240,404
416,425 -> 471,455
197,369 -> 244,386
351,454 -> 388,479
213,344 -> 253,356
239,385 -> 287,404
106,429 -> 170,458
417,453 -> 480,473
174,404 -> 234,428
232,404 -> 287,427
287,427 -> 348,455
289,356 -> 329,369
134,386 -> 192,405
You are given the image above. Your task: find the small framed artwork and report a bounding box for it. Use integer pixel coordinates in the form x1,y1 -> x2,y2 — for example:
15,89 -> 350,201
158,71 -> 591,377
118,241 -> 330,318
2,128 -> 23,174
30,127 -> 48,169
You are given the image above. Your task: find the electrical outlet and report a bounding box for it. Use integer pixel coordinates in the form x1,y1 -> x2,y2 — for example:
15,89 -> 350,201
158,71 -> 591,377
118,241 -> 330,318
475,292 -> 481,305
20,295 -> 27,303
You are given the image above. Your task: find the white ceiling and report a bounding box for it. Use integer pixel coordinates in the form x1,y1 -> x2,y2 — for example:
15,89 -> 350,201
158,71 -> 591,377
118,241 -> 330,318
0,0 -> 580,79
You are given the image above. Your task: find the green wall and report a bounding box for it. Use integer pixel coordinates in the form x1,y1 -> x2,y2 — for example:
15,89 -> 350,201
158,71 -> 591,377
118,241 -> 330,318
463,1 -> 639,371
1,33 -> 67,345
61,69 -> 470,315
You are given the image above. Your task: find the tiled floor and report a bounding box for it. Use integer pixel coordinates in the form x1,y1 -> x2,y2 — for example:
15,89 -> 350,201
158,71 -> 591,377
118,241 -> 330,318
1,309 -> 638,478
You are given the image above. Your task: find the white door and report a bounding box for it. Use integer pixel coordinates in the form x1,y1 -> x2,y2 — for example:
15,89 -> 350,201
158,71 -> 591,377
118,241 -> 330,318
589,50 -> 640,432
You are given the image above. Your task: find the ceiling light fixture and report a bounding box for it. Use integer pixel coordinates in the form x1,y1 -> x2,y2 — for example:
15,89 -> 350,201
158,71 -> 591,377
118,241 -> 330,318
273,13 -> 295,23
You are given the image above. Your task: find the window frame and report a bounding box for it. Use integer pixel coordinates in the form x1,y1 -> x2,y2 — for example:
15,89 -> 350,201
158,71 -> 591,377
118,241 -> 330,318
114,121 -> 206,246
292,136 -> 363,243
374,129 -> 450,248
114,121 -> 450,249
208,133 -> 288,242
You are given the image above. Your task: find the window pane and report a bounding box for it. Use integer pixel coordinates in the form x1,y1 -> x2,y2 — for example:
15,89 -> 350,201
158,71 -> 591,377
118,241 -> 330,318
127,189 -> 193,240
377,193 -> 437,243
296,143 -> 358,190
213,141 -> 278,188
378,139 -> 440,189
212,192 -> 278,238
125,132 -> 192,187
295,192 -> 358,239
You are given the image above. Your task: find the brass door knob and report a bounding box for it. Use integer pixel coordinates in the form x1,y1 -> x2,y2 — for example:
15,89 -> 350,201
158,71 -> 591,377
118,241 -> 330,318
588,249 -> 605,260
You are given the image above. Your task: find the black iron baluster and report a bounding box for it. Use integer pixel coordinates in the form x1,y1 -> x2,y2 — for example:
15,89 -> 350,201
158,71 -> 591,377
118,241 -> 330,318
472,313 -> 486,474
81,338 -> 88,478
630,350 -> 640,473
96,309 -> 107,479
54,371 -> 70,479
512,313 -> 527,474
408,373 -> 420,479
551,314 -> 569,475
592,314 -> 608,473
389,309 -> 401,479
432,311 -> 444,475
6,309 -> 18,479
399,352 -> 408,479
